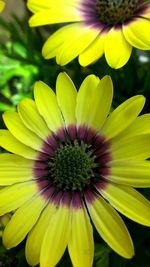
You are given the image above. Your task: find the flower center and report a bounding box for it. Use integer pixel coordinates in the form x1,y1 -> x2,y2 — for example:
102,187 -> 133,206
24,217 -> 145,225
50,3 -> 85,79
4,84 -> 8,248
95,0 -> 139,25
35,126 -> 112,197
49,141 -> 96,191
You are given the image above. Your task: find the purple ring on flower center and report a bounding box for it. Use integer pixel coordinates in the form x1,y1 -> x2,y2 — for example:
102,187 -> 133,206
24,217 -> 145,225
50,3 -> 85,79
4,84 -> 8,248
80,0 -> 149,28
33,125 -> 112,205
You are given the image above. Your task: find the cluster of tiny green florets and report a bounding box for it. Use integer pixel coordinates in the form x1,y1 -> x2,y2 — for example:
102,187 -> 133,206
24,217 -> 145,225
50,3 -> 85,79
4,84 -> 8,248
48,141 -> 97,191
95,0 -> 139,25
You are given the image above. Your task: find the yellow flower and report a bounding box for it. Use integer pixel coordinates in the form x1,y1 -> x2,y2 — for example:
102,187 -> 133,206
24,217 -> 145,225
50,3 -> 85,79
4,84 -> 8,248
27,0 -> 150,68
1,73 -> 150,266
0,0 -> 5,13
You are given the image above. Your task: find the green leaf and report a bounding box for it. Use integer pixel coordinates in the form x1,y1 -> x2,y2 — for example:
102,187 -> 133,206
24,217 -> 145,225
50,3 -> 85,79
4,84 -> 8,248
94,243 -> 110,267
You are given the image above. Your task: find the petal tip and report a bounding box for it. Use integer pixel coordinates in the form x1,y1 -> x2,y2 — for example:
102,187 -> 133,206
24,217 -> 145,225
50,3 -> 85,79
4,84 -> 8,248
34,80 -> 45,90
57,72 -> 68,80
42,45 -> 50,59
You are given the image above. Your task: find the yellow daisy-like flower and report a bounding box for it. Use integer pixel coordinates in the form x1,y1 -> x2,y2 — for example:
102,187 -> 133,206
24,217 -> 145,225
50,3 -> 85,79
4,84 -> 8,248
0,0 -> 5,13
27,0 -> 150,69
1,73 -> 150,267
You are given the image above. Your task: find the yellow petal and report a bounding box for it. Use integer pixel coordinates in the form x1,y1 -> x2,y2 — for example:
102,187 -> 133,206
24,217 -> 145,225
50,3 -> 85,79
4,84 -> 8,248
111,134 -> 150,160
0,165 -> 33,185
112,114 -> 150,142
34,81 -> 64,132
18,98 -> 50,140
56,25 -> 100,66
3,111 -> 44,151
40,202 -> 70,267
0,130 -> 38,160
100,183 -> 150,226
79,33 -> 105,67
0,153 -> 33,186
101,95 -> 145,139
0,214 -> 11,237
86,75 -> 113,131
27,0 -> 80,13
42,23 -> 79,59
0,181 -> 37,215
0,153 -> 33,167
0,214 -> 11,227
123,17 -> 150,50
76,74 -> 100,126
27,0 -> 55,13
108,160 -> 150,187
86,195 -> 134,258
104,27 -> 132,69
0,0 -> 5,12
68,205 -> 94,267
56,72 -> 77,126
26,203 -> 56,266
29,7 -> 83,27
3,193 -> 47,248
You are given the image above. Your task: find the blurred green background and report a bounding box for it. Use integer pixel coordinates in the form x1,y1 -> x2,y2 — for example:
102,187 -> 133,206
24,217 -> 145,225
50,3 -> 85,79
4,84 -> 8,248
0,0 -> 150,266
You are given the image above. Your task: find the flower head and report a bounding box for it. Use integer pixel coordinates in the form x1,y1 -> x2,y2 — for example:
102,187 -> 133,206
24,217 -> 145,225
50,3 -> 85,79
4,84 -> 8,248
27,0 -> 150,68
1,73 -> 150,266
0,0 -> 5,13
